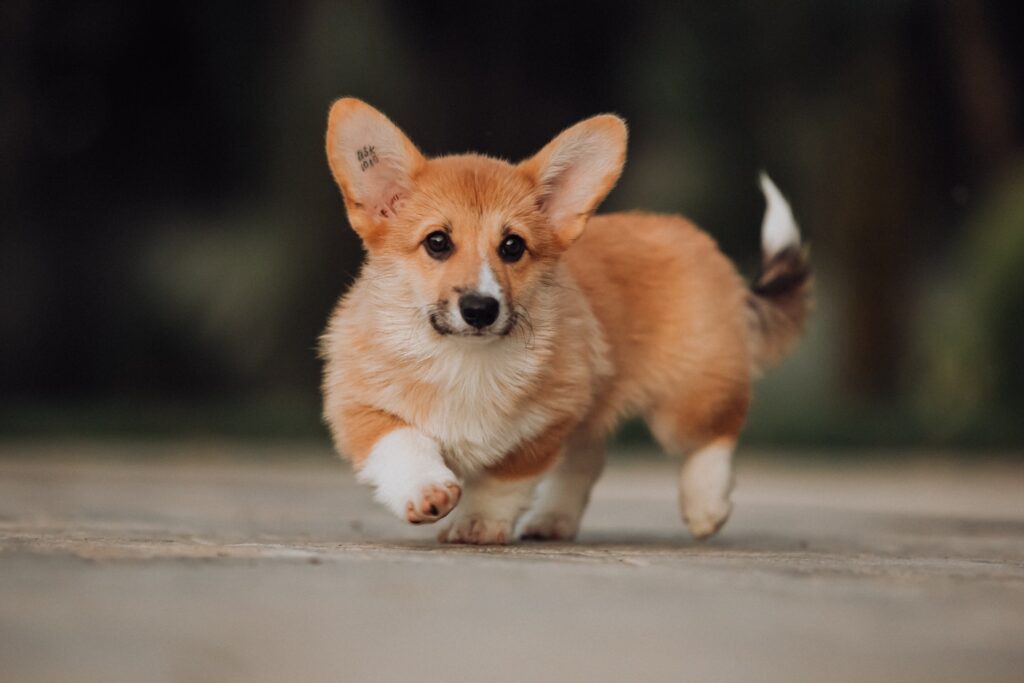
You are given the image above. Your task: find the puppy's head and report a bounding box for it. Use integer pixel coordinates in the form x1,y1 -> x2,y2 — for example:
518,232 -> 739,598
325,98 -> 626,339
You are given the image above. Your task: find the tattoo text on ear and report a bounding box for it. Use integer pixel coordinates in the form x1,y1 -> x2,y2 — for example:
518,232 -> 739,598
357,145 -> 378,171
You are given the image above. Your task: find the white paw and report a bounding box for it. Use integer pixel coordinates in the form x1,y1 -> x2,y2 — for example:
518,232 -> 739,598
438,513 -> 513,545
357,428 -> 460,524
405,482 -> 461,525
680,441 -> 735,540
682,495 -> 732,540
519,511 -> 581,541
436,474 -> 539,544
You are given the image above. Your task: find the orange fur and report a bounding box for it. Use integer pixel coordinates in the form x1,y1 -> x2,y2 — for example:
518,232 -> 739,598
487,418 -> 576,481
329,404 -> 407,467
563,213 -> 754,447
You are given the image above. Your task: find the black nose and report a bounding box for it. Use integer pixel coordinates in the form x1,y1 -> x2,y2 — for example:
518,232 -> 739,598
458,294 -> 500,329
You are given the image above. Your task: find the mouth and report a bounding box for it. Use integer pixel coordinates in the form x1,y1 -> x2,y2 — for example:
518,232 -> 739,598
428,309 -> 518,338
429,310 -> 457,336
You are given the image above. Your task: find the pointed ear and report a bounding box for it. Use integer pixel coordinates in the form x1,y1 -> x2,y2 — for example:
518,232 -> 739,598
519,114 -> 627,247
325,98 -> 426,243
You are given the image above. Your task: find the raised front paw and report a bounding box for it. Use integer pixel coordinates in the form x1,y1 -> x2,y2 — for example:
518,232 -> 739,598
406,482 -> 461,524
355,427 -> 461,524
438,514 -> 513,545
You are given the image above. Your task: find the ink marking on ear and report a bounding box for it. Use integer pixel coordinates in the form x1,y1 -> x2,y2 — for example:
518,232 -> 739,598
379,193 -> 402,219
357,145 -> 379,172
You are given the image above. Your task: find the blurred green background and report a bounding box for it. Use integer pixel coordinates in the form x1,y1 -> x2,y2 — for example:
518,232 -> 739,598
2,1 -> 1022,450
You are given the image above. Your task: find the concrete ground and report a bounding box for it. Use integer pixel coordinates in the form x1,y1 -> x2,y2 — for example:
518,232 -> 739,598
1,441 -> 1022,683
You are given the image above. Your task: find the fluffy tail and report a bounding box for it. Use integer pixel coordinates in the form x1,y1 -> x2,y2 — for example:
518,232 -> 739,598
747,172 -> 812,374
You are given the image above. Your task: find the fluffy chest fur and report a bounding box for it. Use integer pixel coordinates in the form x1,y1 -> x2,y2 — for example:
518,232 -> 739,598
401,343 -> 559,472
322,264 -> 609,475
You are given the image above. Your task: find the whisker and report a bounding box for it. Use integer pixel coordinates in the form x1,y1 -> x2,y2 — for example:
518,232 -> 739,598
510,302 -> 537,350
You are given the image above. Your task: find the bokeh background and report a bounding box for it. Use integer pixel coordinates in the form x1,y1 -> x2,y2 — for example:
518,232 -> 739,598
2,0 -> 1022,450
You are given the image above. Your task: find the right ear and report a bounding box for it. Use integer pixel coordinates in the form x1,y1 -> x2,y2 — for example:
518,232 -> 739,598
325,98 -> 426,244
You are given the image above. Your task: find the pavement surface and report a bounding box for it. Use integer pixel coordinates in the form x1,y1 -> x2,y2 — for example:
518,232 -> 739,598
1,440 -> 1023,683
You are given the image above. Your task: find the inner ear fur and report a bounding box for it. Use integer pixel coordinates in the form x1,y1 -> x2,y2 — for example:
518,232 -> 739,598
325,98 -> 426,244
519,114 -> 628,248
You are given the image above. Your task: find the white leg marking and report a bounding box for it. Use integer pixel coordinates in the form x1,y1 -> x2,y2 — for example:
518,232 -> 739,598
439,474 -> 539,545
679,441 -> 735,540
357,428 -> 460,524
519,439 -> 605,541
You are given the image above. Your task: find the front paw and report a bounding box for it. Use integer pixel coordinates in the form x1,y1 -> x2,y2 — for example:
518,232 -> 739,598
519,512 -> 580,541
355,427 -> 461,524
438,514 -> 513,545
406,482 -> 461,524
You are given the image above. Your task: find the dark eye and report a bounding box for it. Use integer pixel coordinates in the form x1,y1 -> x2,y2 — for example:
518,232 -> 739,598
423,231 -> 452,259
498,234 -> 526,262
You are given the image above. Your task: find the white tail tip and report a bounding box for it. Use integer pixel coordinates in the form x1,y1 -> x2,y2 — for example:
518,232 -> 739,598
759,171 -> 801,257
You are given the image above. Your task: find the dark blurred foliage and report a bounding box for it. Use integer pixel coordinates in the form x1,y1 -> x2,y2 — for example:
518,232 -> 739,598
1,1 -> 1022,447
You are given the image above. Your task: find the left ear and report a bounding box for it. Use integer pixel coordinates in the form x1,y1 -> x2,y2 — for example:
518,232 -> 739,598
519,114 -> 627,247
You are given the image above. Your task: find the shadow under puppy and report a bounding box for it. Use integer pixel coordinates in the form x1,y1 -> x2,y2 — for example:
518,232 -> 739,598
320,98 -> 810,544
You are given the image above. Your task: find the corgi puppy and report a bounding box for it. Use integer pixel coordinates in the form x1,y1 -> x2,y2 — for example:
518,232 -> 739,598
320,98 -> 810,544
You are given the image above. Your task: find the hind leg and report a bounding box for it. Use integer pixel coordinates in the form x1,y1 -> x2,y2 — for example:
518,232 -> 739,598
519,433 -> 605,541
678,439 -> 736,539
648,383 -> 748,540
